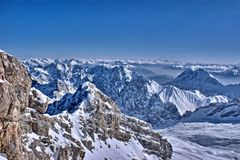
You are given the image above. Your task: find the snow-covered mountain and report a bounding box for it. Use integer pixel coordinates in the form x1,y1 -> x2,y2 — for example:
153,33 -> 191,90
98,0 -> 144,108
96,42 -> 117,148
0,51 -> 172,160
182,99 -> 240,123
24,58 -> 228,128
24,82 -> 172,160
166,68 -> 224,96
158,85 -> 228,115
167,68 -> 240,99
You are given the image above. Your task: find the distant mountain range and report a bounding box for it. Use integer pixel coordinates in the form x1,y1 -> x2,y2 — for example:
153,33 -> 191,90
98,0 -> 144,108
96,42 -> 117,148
24,58 -> 240,128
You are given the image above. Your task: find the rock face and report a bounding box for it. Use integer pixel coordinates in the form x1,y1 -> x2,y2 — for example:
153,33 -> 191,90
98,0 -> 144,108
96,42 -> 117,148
0,52 -> 31,160
28,88 -> 49,114
0,51 -> 172,160
34,82 -> 172,160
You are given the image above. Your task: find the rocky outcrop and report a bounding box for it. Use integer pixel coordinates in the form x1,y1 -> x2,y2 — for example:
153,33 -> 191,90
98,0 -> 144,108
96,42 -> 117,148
0,51 -> 31,160
42,82 -> 172,160
28,88 -> 49,113
0,51 -> 172,160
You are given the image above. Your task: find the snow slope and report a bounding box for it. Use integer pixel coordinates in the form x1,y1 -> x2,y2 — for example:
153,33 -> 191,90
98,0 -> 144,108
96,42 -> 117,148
0,154 -> 7,160
84,137 -> 160,160
23,82 -> 172,160
158,85 -> 228,115
182,100 -> 240,123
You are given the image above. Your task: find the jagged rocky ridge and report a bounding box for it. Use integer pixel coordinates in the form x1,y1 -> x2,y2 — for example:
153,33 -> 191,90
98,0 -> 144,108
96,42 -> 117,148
0,51 -> 172,160
24,59 -> 228,128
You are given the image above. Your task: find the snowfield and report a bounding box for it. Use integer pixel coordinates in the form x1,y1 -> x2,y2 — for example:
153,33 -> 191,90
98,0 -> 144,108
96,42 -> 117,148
84,136 -> 160,160
159,122 -> 240,160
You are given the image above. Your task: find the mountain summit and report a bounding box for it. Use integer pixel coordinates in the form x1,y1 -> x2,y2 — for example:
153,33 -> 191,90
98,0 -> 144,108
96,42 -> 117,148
166,68 -> 224,96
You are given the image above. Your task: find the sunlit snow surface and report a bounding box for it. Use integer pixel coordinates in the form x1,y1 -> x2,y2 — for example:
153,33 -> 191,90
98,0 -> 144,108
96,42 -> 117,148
84,136 -> 159,160
158,123 -> 240,160
0,154 -> 7,160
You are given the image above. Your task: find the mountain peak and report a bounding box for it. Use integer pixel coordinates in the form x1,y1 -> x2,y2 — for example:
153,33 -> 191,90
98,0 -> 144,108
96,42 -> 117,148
46,81 -> 119,115
166,68 -> 223,96
178,68 -> 217,81
81,81 -> 97,92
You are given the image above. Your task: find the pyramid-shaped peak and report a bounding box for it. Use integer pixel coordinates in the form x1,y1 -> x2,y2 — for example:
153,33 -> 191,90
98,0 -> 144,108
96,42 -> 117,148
174,68 -> 220,84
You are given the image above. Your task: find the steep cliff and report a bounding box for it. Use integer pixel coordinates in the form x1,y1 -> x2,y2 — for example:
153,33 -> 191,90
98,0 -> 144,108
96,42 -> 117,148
0,51 -> 31,159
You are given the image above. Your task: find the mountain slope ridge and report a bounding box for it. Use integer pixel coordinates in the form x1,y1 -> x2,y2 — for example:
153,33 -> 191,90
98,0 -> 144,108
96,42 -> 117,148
24,58 -> 229,128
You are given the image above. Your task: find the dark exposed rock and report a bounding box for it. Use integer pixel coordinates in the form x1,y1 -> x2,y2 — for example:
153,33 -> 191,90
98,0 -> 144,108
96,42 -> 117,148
28,88 -> 49,113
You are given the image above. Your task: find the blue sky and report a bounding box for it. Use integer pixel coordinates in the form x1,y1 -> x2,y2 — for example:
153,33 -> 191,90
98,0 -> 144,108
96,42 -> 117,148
0,0 -> 240,63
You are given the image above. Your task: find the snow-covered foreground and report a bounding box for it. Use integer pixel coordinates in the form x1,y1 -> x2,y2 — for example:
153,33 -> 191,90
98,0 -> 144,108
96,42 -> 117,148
84,137 -> 159,160
158,123 -> 240,160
